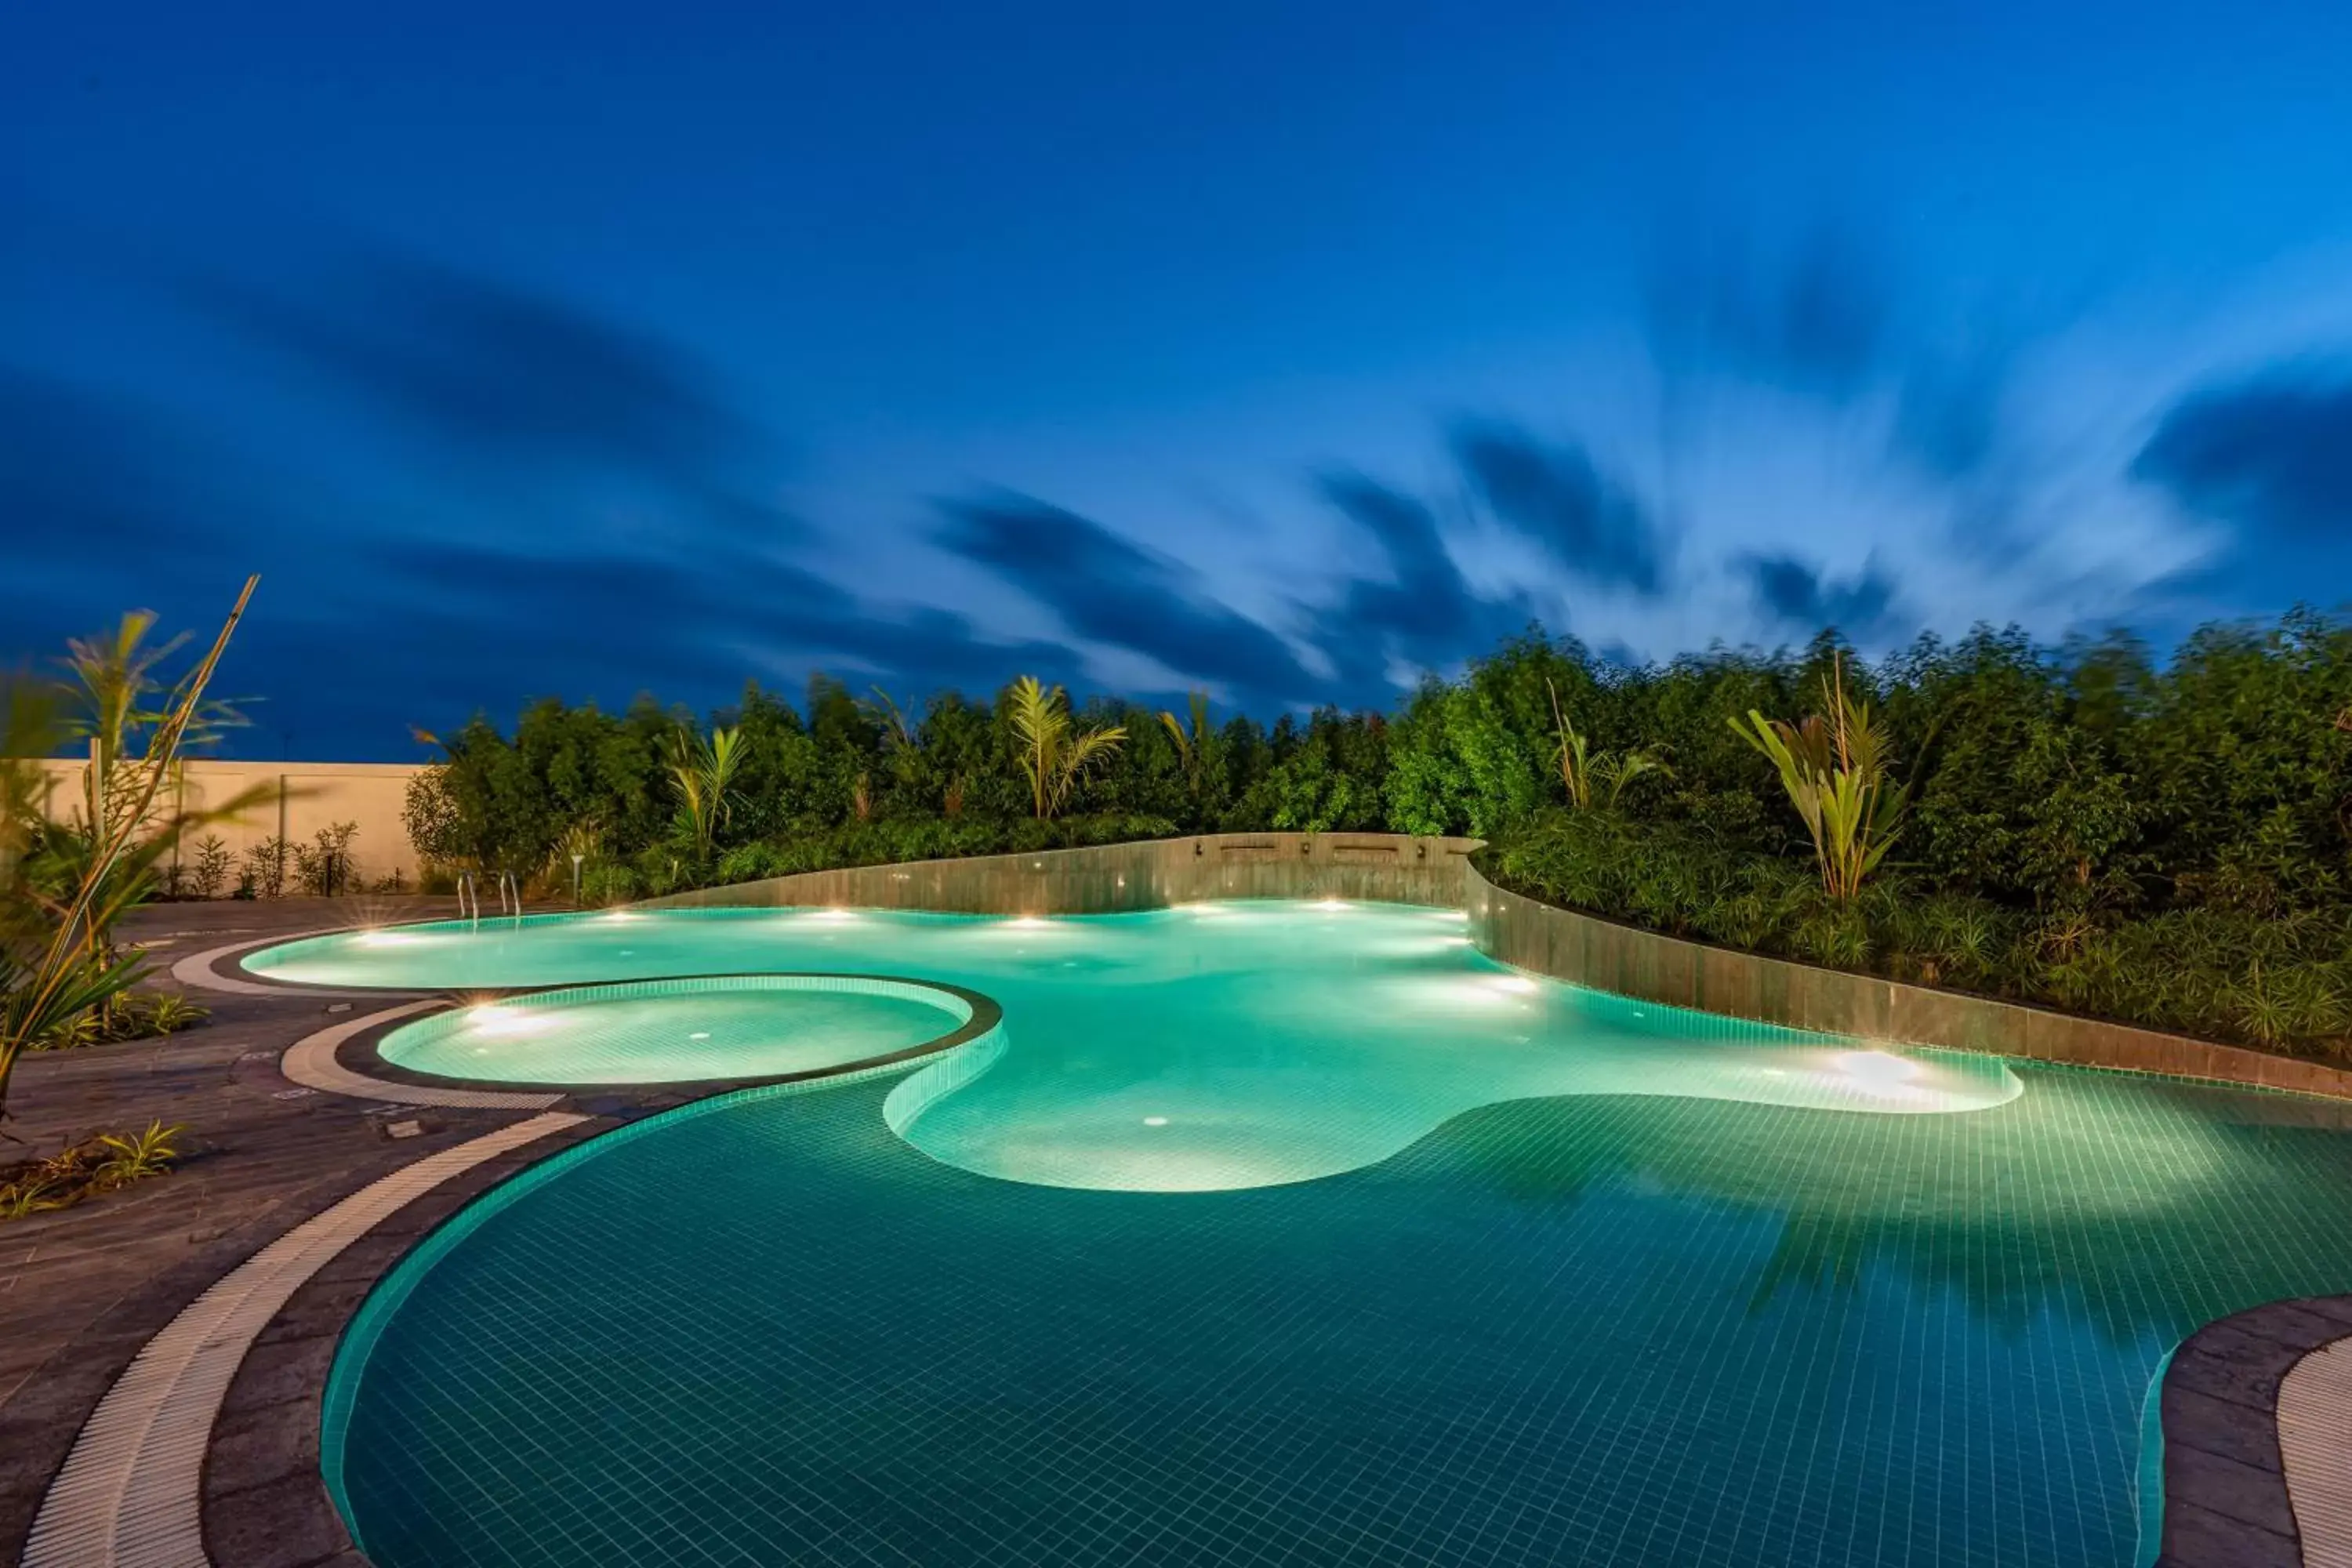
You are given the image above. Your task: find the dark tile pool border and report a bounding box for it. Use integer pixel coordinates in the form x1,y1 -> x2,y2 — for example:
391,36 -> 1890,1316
335,972 -> 1004,1101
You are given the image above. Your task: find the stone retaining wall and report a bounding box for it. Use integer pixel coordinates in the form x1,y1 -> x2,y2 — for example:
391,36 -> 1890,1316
641,832 -> 1483,915
1465,858 -> 2352,1102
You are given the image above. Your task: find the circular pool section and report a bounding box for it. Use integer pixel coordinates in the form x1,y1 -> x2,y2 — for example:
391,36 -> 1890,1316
376,975 -> 982,1085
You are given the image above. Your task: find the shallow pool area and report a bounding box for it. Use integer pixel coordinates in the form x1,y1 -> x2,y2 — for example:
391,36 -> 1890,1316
263,900 -> 2352,1566
373,973 -> 977,1084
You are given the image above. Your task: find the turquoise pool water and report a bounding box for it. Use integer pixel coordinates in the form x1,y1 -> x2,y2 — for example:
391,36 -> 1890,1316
276,902 -> 2352,1566
257,902 -> 2014,1189
376,975 -> 971,1084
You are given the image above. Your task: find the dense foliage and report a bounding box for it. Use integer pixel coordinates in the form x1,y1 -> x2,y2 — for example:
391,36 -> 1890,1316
414,612 -> 2352,1061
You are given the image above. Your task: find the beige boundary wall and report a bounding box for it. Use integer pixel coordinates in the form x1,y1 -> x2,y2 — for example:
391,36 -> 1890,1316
644,831 -> 1485,914
34,757 -> 429,888
1465,857 -> 2352,1102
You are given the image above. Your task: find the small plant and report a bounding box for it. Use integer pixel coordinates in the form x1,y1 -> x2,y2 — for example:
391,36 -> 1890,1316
136,992 -> 209,1034
0,1121 -> 184,1221
243,835 -> 289,898
93,1120 -> 183,1186
1729,655 -> 1908,900
1548,680 -> 1668,811
190,833 -> 233,898
292,821 -> 360,895
33,1009 -> 104,1051
0,1177 -> 60,1219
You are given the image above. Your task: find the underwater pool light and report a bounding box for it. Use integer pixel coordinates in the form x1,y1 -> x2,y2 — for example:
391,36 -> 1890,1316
1143,1116 -> 1169,1127
468,1006 -> 556,1039
1835,1051 -> 1925,1097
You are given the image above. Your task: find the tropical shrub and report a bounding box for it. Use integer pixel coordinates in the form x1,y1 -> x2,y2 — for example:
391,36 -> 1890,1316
3,580 -> 256,1121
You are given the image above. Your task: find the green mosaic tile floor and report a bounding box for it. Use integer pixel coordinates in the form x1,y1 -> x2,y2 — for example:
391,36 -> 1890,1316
327,1058 -> 2352,1566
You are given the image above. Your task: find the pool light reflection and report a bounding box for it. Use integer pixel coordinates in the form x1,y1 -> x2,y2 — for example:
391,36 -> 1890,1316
468,1006 -> 557,1039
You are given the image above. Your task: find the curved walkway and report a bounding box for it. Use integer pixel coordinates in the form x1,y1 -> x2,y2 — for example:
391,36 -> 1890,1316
2281,1338 -> 2352,1565
169,934 -> 424,1002
2158,1296 -> 2352,1566
278,1004 -> 565,1112
23,1113 -> 583,1568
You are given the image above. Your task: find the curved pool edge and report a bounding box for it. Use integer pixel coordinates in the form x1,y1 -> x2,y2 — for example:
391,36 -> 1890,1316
317,1035 -> 1005,1555
366,972 -> 997,1092
273,971 -> 1006,1105
305,1062 -> 2352,1568
2151,1294 -> 2352,1566
1466,859 -> 2352,1107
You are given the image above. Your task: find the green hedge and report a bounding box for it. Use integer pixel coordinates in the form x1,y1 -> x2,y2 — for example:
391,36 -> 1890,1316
1483,811 -> 2352,1062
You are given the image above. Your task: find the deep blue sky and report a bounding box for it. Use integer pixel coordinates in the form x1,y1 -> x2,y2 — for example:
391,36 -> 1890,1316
8,2 -> 2352,757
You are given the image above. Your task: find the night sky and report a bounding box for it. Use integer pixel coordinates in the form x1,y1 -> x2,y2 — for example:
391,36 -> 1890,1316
8,2 -> 2352,757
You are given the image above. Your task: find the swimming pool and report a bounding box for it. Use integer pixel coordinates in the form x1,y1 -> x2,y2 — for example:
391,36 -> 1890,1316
258,902 -> 2015,1189
270,901 -> 2352,1566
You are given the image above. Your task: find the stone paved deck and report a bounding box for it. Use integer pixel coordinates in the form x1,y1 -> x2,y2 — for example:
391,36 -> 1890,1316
0,897 -> 544,1563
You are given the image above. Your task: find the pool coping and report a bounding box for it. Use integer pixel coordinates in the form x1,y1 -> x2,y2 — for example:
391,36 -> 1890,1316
2156,1295 -> 2352,1566
23,1113 -> 590,1568
201,1112 -> 620,1567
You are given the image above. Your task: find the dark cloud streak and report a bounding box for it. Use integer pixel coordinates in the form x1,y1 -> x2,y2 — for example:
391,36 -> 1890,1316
935,492 -> 1316,702
1742,553 -> 1901,637
1449,419 -> 1669,594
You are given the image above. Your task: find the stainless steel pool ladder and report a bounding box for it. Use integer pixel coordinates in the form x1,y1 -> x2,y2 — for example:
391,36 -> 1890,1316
497,870 -> 521,920
456,872 -> 481,924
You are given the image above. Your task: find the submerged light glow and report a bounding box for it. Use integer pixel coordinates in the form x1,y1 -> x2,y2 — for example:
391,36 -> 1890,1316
257,902 -> 2022,1194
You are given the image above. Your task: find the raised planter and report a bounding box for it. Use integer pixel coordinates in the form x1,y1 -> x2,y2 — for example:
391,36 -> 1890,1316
641,831 -> 1483,915
1465,858 -> 2352,1103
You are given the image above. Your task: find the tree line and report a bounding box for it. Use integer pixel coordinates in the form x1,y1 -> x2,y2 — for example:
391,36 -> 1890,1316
406,611 -> 2352,1058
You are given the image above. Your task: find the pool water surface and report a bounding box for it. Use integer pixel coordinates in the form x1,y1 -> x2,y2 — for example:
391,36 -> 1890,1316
263,901 -> 2352,1566
260,902 -> 2013,1190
